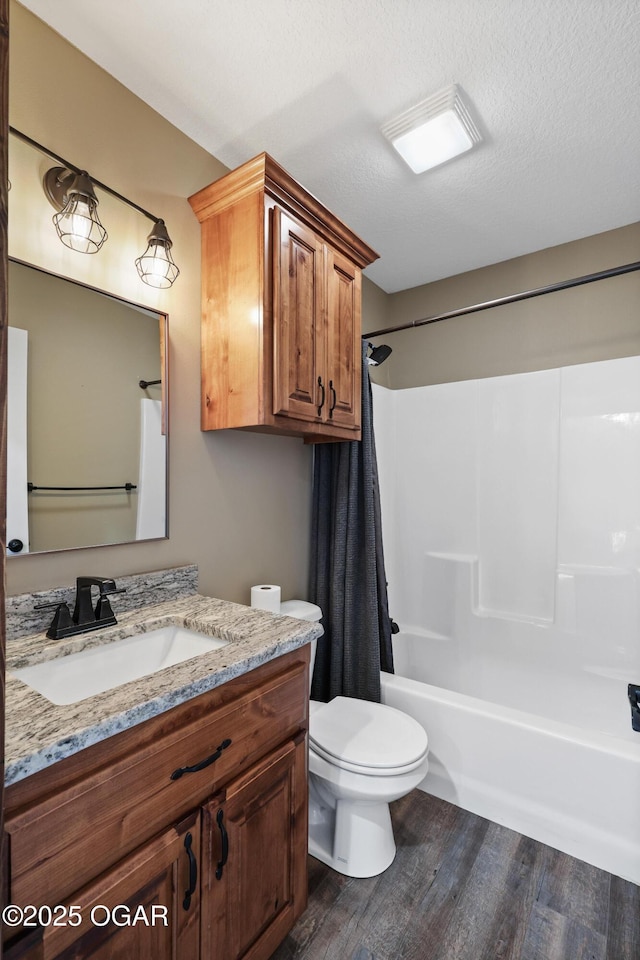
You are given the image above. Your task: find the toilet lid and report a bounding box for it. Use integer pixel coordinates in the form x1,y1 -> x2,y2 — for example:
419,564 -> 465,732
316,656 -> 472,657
309,696 -> 428,773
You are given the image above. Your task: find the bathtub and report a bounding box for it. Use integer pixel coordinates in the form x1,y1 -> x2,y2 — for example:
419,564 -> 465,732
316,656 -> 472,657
381,630 -> 640,885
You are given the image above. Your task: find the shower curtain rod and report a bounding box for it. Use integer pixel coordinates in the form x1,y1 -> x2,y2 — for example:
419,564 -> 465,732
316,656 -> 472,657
363,259 -> 640,339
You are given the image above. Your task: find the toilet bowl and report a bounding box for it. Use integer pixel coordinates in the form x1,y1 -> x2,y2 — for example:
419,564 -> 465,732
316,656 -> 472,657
280,600 -> 429,879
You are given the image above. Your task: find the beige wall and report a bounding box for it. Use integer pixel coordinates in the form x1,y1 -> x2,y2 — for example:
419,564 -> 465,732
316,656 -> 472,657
7,2 -> 313,602
362,276 -> 389,335
361,276 -> 392,388
363,222 -> 640,389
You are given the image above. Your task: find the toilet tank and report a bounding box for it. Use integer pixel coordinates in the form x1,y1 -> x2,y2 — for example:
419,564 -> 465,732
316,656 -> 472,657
279,599 -> 323,692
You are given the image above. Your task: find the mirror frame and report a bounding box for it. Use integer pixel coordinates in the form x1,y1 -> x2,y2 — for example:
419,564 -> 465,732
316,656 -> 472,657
2,0 -> 10,882
7,256 -> 169,557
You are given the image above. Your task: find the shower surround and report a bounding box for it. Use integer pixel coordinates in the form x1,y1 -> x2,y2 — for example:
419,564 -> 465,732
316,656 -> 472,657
372,356 -> 640,883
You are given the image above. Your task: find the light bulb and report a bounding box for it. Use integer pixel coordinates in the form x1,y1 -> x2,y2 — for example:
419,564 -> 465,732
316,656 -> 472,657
52,171 -> 107,254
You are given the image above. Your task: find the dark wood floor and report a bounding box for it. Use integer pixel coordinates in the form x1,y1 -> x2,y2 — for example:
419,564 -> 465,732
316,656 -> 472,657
271,790 -> 640,960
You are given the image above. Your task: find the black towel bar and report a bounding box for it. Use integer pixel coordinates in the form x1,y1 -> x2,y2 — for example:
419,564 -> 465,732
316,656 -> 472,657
28,482 -> 137,493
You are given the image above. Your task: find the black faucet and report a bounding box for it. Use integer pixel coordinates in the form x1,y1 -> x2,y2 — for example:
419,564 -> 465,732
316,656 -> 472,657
72,576 -> 123,627
36,576 -> 126,640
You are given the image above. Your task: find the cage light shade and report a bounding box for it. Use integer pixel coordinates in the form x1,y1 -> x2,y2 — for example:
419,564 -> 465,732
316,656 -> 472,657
52,171 -> 107,253
135,219 -> 179,288
382,84 -> 482,174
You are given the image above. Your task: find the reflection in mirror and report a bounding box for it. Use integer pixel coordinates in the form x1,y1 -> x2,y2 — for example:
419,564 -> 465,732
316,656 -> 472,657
7,259 -> 168,555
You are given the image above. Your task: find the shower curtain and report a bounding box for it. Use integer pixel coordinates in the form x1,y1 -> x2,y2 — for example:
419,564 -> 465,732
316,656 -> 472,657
310,341 -> 394,702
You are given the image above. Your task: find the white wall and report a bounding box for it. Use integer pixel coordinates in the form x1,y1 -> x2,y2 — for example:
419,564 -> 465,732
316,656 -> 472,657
372,356 -> 640,715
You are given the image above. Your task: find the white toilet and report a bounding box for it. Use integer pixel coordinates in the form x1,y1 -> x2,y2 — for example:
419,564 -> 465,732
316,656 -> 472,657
280,600 -> 429,879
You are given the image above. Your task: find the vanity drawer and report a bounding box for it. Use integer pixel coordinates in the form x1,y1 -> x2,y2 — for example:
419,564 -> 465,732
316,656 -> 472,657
6,659 -> 307,912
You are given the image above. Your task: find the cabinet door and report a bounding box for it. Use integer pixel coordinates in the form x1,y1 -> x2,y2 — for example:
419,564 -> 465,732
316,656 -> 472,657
5,813 -> 201,960
272,207 -> 326,423
325,246 -> 361,431
201,736 -> 307,960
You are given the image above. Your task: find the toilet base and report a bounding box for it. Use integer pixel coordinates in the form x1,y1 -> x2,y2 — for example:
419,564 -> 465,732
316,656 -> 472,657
308,793 -> 397,878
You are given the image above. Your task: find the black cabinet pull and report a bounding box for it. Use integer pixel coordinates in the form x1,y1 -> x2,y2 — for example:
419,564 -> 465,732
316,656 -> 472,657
170,738 -> 232,781
215,809 -> 229,880
317,376 -> 325,416
329,379 -> 337,419
183,831 -> 197,911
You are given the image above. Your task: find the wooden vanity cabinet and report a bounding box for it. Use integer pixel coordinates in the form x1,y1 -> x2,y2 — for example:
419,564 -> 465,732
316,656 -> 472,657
4,812 -> 201,960
3,647 -> 310,960
201,735 -> 307,960
188,153 -> 378,442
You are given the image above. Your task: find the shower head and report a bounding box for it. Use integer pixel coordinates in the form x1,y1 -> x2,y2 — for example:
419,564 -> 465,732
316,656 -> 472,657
367,343 -> 392,366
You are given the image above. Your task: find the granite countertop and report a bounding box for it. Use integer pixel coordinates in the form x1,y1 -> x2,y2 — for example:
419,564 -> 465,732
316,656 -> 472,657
5,594 -> 321,787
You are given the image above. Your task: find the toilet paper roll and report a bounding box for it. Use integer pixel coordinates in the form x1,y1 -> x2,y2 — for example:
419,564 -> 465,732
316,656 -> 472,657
250,584 -> 281,614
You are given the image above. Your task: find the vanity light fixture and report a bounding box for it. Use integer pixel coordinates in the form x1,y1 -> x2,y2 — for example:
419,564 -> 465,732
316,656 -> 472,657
10,126 -> 180,288
135,219 -> 180,289
381,83 -> 482,174
44,167 -> 108,254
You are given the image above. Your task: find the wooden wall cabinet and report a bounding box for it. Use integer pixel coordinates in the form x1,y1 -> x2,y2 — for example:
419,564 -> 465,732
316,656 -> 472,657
189,154 -> 379,442
3,648 -> 309,960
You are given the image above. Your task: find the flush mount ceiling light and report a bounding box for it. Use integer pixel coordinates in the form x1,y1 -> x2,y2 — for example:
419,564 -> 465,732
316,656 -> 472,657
381,84 -> 482,174
11,126 -> 180,288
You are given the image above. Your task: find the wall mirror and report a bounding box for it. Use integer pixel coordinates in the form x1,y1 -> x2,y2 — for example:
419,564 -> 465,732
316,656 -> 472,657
6,258 -> 168,556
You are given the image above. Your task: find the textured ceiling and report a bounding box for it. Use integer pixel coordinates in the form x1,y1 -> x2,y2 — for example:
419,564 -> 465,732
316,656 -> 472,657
18,0 -> 640,293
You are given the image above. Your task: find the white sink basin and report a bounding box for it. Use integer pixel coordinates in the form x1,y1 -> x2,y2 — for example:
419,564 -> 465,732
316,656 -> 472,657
11,624 -> 229,705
